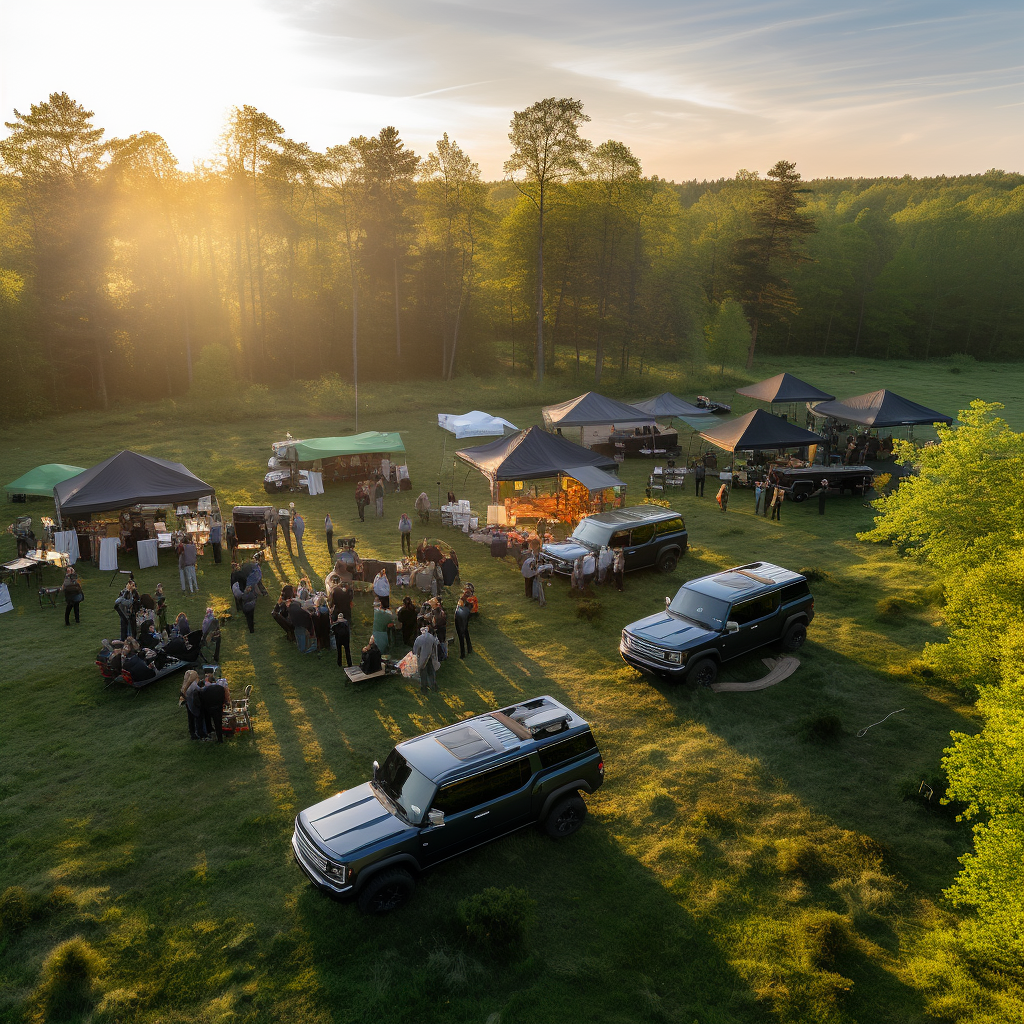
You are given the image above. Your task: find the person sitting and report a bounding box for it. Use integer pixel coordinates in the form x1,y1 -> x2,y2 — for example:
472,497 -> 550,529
139,620 -> 162,650
372,599 -> 394,653
360,636 -> 383,675
173,611 -> 190,637
123,640 -> 156,682
296,576 -> 312,602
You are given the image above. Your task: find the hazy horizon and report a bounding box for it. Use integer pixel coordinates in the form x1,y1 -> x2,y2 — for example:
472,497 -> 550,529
1,0 -> 1021,179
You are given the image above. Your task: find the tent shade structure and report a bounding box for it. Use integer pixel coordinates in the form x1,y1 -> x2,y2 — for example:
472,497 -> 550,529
54,451 -> 214,519
811,390 -> 953,428
5,464 -> 86,498
699,410 -> 823,452
437,411 -> 518,438
542,392 -> 653,428
631,393 -> 712,419
560,465 -> 625,493
281,432 -> 405,463
457,427 -> 618,481
736,373 -> 835,404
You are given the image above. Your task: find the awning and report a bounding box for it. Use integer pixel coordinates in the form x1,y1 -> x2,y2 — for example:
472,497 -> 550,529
631,393 -> 711,419
456,426 -> 618,482
699,410 -> 823,452
736,373 -> 835,404
542,392 -> 653,428
283,431 -> 405,462
438,411 -> 518,438
563,465 -> 625,493
4,463 -> 86,497
811,390 -> 953,428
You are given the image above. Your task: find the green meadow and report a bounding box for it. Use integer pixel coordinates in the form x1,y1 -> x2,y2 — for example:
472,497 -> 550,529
1,356 -> 1021,1023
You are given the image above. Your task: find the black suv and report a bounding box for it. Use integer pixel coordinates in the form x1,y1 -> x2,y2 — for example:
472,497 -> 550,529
541,506 -> 687,575
292,696 -> 604,913
620,561 -> 813,686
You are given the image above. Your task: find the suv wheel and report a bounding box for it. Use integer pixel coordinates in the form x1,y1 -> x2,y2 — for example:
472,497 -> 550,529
357,868 -> 415,914
544,795 -> 587,839
687,657 -> 718,688
781,622 -> 807,651
657,552 -> 678,573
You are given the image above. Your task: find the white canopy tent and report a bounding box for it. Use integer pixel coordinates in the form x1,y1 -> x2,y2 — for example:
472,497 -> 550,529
437,410 -> 518,439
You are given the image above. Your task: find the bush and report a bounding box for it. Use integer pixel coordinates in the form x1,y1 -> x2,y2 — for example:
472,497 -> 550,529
797,712 -> 846,745
576,600 -> 602,622
799,567 -> 833,584
458,886 -> 535,951
776,838 -> 837,880
37,937 -> 103,1017
639,496 -> 672,508
875,596 -> 908,622
791,910 -> 851,969
0,885 -> 30,935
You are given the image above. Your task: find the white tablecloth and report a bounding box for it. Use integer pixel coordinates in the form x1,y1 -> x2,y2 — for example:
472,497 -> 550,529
98,537 -> 120,571
53,530 -> 80,565
307,471 -> 324,495
137,539 -> 159,569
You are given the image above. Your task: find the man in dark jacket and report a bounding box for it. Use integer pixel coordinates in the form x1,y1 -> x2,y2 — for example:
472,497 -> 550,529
209,520 -> 223,564
199,673 -> 229,742
332,613 -> 351,667
330,582 -> 353,622
272,595 -> 295,641
288,598 -> 314,653
280,507 -> 293,555
694,462 -> 706,497
454,598 -> 473,658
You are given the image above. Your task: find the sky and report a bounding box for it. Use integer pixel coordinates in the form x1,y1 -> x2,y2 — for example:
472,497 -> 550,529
1,0 -> 1021,180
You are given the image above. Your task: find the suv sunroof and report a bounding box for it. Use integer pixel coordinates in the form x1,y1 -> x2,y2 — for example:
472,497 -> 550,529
715,572 -> 759,590
435,725 -> 494,761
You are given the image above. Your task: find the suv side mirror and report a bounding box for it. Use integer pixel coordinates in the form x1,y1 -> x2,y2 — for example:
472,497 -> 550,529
372,759 -> 380,780
427,809 -> 445,828
665,596 -> 671,608
726,621 -> 739,633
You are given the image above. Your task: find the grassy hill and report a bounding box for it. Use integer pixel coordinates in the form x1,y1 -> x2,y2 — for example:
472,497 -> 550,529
1,359 -> 1020,1023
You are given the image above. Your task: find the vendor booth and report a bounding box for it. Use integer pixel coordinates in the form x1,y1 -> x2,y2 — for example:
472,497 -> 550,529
541,392 -> 674,457
265,431 -> 408,493
456,426 -> 624,525
53,451 -> 215,569
5,464 -> 86,502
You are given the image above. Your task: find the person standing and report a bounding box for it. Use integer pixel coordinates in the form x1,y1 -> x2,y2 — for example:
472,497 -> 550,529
413,626 -> 439,693
330,581 -> 353,624
154,583 -> 167,632
281,506 -> 293,555
454,597 -> 472,658
716,482 -> 729,512
199,674 -> 229,743
694,461 -> 706,497
613,547 -> 625,592
771,486 -> 784,522
313,596 -> 332,653
288,597 -> 314,654
272,593 -> 295,643
432,599 -> 448,647
292,510 -> 305,555
374,478 -> 385,519
414,491 -> 430,523
521,552 -> 537,598
399,513 -> 412,555
372,568 -> 391,610
181,670 -> 206,740
179,537 -> 197,593
209,518 -> 223,564
241,585 -> 258,634
324,513 -> 334,557
764,470 -> 777,517
355,482 -> 367,522
598,546 -> 613,586
396,596 -> 417,646
225,521 -> 238,561
582,551 -> 596,592
332,612 -> 352,667
115,584 -> 136,642
817,479 -> 830,516
62,567 -> 83,625
754,478 -> 763,515
265,508 -> 279,555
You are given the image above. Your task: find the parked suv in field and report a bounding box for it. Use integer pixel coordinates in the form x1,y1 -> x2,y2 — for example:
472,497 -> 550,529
541,506 -> 687,575
292,696 -> 604,913
620,561 -> 813,686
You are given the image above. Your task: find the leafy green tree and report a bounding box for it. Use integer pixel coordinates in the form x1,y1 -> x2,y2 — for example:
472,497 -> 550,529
730,160 -> 815,369
705,298 -> 751,374
504,97 -> 590,381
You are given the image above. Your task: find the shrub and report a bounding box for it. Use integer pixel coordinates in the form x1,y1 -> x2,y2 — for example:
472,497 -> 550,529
640,496 -> 672,508
776,838 -> 837,880
797,712 -> 846,745
875,596 -> 908,621
791,910 -> 851,969
0,885 -> 30,935
799,567 -> 833,583
37,937 -> 103,1017
576,600 -> 602,622
458,886 -> 535,951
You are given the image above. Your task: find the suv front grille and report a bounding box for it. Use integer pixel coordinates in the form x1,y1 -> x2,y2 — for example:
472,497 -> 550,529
295,824 -> 329,873
622,630 -> 675,663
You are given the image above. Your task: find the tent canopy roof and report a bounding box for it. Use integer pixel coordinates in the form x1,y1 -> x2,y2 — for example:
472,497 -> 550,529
437,410 -> 518,438
4,463 -> 86,497
562,464 -> 625,493
456,426 -> 618,482
699,409 -> 823,452
542,392 -> 653,427
54,451 -> 214,517
736,372 -> 835,404
284,431 -> 405,462
631,393 -> 711,418
812,390 -> 953,427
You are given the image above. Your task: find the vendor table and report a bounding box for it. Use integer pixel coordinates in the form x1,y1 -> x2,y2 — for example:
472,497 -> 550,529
137,539 -> 159,569
98,537 -> 120,571
2,557 -> 42,587
38,587 -> 61,609
28,549 -> 70,568
53,530 -> 80,565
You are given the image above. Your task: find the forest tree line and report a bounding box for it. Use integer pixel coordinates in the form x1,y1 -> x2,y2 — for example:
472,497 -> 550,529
1,92 -> 1021,415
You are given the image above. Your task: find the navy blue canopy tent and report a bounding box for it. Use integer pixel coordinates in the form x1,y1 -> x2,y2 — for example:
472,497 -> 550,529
811,390 -> 952,428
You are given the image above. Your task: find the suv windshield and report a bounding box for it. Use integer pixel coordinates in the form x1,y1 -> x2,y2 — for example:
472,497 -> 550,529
668,586 -> 729,631
375,750 -> 435,825
570,519 -> 610,548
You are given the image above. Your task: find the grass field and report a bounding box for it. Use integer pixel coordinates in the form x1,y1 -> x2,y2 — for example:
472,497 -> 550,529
1,357 -> 1021,1024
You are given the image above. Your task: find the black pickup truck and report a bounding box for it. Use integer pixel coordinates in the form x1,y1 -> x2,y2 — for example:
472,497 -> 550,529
292,696 -> 604,913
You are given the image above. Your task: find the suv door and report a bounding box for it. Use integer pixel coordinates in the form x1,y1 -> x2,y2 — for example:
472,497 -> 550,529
421,758 -> 533,865
624,522 -> 657,569
721,591 -> 782,660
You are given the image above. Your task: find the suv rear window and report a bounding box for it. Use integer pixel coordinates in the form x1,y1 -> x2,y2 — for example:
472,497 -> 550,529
730,591 -> 781,625
656,517 -> 684,535
432,758 -> 531,816
537,731 -> 596,769
782,581 -> 810,602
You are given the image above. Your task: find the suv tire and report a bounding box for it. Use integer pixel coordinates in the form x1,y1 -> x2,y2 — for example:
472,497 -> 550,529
357,868 -> 415,914
544,795 -> 587,839
781,622 -> 807,651
657,552 -> 678,573
687,657 -> 718,688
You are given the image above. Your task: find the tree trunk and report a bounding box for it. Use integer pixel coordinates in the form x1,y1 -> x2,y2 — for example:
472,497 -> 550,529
536,191 -> 545,383
393,256 -> 402,359
94,337 -> 109,411
745,317 -> 760,370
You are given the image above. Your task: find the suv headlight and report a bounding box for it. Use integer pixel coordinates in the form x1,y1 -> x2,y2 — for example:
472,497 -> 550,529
664,650 -> 684,665
325,862 -> 348,883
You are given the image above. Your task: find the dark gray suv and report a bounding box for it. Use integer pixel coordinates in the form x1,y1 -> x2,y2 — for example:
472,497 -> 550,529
292,696 -> 604,913
541,506 -> 687,575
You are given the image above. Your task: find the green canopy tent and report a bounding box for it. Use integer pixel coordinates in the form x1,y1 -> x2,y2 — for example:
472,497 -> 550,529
5,464 -> 86,499
278,431 -> 405,464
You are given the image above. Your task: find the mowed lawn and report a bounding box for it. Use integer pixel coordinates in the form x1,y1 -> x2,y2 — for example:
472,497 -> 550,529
1,358 -> 1021,1024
